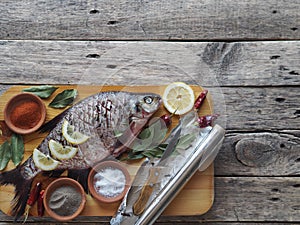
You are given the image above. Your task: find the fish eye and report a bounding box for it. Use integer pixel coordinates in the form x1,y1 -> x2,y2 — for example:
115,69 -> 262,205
144,96 -> 153,104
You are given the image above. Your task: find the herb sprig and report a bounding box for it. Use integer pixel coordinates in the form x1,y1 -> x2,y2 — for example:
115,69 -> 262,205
125,119 -> 196,160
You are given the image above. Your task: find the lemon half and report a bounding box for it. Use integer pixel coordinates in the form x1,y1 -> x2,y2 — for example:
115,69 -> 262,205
48,139 -> 78,160
163,82 -> 195,115
62,120 -> 89,145
33,148 -> 60,171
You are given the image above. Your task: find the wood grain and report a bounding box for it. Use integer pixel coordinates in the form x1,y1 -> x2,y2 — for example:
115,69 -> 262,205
0,0 -> 299,40
0,41 -> 299,86
215,132 -> 300,176
0,177 -> 298,223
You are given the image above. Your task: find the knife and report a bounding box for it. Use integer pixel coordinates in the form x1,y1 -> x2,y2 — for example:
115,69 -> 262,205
132,122 -> 182,215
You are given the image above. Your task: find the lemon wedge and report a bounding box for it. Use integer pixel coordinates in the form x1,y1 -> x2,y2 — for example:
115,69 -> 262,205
163,82 -> 195,115
33,148 -> 60,171
48,139 -> 78,160
62,120 -> 89,145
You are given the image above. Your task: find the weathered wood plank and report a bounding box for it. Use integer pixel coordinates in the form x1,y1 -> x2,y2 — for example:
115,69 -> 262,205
0,41 -> 299,86
0,177 -> 299,223
0,0 -> 299,40
221,87 -> 300,130
215,132 -> 300,176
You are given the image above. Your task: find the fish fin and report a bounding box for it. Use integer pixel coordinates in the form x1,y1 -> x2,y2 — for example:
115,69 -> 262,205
38,108 -> 69,133
68,169 -> 90,193
0,167 -> 33,222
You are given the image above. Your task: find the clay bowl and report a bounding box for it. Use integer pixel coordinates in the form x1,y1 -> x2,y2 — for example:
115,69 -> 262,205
3,92 -> 46,134
43,177 -> 86,222
88,160 -> 131,204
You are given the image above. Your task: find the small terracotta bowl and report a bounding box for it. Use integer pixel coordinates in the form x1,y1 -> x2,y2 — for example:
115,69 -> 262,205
43,177 -> 86,222
88,161 -> 131,203
3,92 -> 46,134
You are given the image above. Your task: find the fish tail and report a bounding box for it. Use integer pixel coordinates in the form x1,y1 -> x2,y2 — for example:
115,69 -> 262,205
0,166 -> 33,222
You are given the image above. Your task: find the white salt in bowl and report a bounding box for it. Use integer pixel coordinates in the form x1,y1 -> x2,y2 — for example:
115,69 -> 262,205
88,160 -> 131,203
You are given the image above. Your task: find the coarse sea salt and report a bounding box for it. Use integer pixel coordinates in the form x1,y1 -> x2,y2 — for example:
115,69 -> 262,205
93,166 -> 126,198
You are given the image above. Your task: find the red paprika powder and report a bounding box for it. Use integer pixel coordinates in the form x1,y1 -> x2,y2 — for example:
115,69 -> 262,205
10,101 -> 42,129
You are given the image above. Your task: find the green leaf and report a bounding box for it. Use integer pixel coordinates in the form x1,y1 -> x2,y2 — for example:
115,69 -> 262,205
157,143 -> 168,151
49,89 -> 78,108
175,133 -> 196,151
131,140 -> 147,153
10,133 -> 24,166
142,151 -> 154,158
143,148 -> 164,158
0,141 -> 11,171
22,85 -> 58,99
131,126 -> 155,153
152,126 -> 167,146
124,151 -> 145,160
128,120 -> 169,159
138,127 -> 151,139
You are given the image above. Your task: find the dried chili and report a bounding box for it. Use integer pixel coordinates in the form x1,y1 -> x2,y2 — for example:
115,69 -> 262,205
194,90 -> 208,111
37,190 -> 45,217
198,114 -> 219,128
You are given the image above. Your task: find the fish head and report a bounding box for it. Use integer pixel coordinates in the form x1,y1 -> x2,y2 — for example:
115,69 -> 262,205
131,93 -> 162,119
110,93 -> 162,157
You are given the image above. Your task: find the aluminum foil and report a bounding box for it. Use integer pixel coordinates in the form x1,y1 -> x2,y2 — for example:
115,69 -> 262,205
111,111 -> 225,225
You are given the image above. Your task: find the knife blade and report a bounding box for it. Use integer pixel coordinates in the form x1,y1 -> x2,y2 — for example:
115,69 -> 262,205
132,122 -> 182,215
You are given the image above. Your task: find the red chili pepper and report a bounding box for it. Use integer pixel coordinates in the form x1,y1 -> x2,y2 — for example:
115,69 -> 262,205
198,114 -> 219,128
23,182 -> 42,222
27,182 -> 41,206
160,114 -> 172,127
38,190 -> 45,217
194,90 -> 208,111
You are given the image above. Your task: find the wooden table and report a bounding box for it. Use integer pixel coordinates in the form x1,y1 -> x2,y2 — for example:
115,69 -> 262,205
0,1 -> 299,224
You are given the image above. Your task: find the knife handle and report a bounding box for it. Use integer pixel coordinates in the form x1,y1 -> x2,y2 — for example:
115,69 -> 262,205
133,167 -> 160,215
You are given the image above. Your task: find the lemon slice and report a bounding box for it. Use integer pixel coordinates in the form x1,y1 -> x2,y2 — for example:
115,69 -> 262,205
48,139 -> 78,160
62,120 -> 89,145
33,148 -> 60,171
163,82 -> 195,115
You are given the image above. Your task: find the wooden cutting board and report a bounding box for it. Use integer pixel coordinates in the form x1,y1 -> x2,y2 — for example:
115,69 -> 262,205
0,85 -> 214,217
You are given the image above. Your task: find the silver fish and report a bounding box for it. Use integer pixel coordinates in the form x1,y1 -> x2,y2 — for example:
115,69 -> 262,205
0,91 -> 161,221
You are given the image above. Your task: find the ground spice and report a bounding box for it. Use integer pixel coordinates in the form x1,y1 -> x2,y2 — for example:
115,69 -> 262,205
10,101 -> 41,129
48,185 -> 82,217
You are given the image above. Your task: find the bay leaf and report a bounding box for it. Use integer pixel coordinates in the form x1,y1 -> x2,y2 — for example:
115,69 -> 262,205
122,150 -> 145,161
11,133 -> 24,166
142,151 -> 154,158
175,133 -> 196,151
143,148 -> 164,158
0,141 -> 11,171
129,119 -> 168,159
49,89 -> 78,108
22,85 -> 58,99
